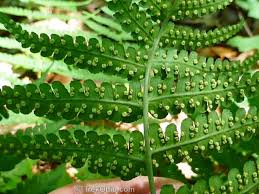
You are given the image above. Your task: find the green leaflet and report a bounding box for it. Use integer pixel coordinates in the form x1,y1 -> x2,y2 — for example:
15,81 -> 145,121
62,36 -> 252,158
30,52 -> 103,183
151,49 -> 259,77
151,107 -> 258,165
0,125 -> 184,182
0,14 -> 146,80
0,128 -> 146,180
161,21 -> 244,50
0,80 -> 143,122
171,0 -> 234,21
177,159 -> 259,193
1,70 -> 258,122
1,69 -> 258,122
148,71 -> 259,118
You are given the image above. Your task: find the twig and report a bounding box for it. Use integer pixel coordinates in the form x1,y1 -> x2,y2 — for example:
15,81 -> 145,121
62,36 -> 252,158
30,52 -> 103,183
238,10 -> 253,37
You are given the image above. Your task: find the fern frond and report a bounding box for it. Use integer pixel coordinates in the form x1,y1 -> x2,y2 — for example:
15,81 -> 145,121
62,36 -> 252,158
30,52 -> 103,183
161,21 -> 244,50
0,80 -> 142,122
0,14 -> 146,80
177,159 -> 259,193
108,0 -> 159,44
151,107 -> 258,165
148,71 -> 259,118
0,128 -> 146,180
171,0 -> 234,21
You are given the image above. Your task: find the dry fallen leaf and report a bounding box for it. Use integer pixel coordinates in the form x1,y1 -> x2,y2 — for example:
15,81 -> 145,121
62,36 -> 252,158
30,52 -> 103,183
198,46 -> 238,59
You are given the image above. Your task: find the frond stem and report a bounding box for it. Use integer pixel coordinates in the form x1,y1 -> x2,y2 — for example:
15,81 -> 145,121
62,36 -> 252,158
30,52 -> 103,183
143,18 -> 169,194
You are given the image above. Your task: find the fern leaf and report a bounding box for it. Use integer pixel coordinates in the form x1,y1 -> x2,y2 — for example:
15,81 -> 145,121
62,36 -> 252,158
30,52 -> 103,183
0,14 -> 146,80
148,70 -> 259,118
0,128 -> 145,180
151,50 -> 259,79
151,107 -> 258,165
177,159 -> 259,193
108,0 -> 159,44
172,0 -> 234,21
161,21 -> 244,50
0,80 -> 142,122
